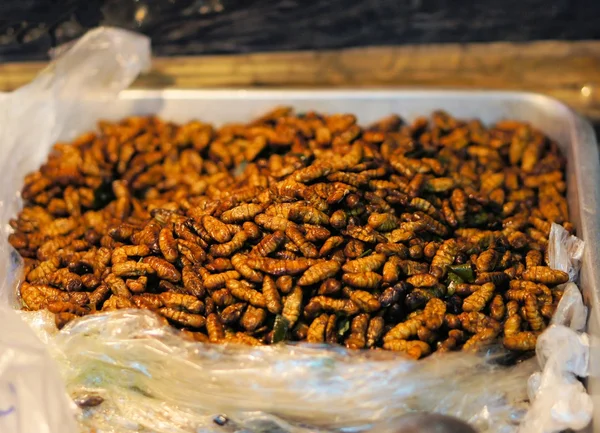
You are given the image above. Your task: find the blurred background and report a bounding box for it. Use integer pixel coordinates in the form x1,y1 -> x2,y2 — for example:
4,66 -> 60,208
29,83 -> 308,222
1,0 -> 599,61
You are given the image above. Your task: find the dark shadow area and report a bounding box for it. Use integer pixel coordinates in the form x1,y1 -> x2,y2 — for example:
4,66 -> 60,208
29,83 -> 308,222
1,0 -> 600,61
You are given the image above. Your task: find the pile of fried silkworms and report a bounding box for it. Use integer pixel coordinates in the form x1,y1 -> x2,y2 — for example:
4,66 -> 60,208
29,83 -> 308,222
9,107 -> 571,359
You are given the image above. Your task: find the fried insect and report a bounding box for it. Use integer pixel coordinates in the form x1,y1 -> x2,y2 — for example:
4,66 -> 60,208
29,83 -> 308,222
349,290 -> 381,313
522,266 -> 569,285
307,313 -> 329,343
342,253 -> 386,273
221,204 -> 264,223
430,239 -> 457,278
304,296 -> 359,317
226,279 -> 266,308
250,230 -> 286,257
282,286 -> 303,327
366,316 -> 385,348
143,256 -> 181,283
423,298 -> 446,330
463,283 -> 495,312
206,313 -> 225,342
158,228 -> 179,263
262,275 -> 282,314
210,231 -> 249,257
12,109 -> 573,356
504,332 -> 537,351
342,272 -> 382,289
345,314 -> 369,349
298,260 -> 341,286
160,308 -> 205,329
383,340 -> 431,359
384,316 -> 423,342
201,215 -> 232,243
241,306 -> 267,332
231,254 -> 263,283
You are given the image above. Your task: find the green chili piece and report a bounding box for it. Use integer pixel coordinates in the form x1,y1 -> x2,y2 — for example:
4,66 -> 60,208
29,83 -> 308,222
448,264 -> 475,283
272,315 -> 290,343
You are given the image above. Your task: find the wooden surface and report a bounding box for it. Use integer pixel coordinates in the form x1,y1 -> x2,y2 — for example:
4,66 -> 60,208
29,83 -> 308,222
2,40 -> 600,124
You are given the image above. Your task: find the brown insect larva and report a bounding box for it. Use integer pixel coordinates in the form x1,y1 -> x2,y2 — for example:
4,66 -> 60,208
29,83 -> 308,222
285,226 -> 319,258
304,296 -> 359,317
205,258 -> 234,273
382,256 -> 402,284
210,231 -> 249,258
201,215 -> 233,243
104,273 -> 132,299
462,326 -> 501,352
476,249 -> 500,273
437,329 -> 465,353
342,253 -> 387,273
226,279 -> 267,308
522,266 -> 569,285
524,293 -> 545,331
450,188 -> 468,224
349,290 -> 381,313
474,272 -> 509,286
319,236 -> 344,257
307,313 -> 329,343
384,316 -> 423,342
261,275 -> 282,314
160,308 -> 205,329
383,339 -> 431,359
504,332 -> 538,351
206,313 -> 226,342
158,228 -> 179,263
251,230 -> 286,257
245,257 -> 314,276
241,306 -> 267,332
345,225 -> 385,243
181,266 -> 205,298
102,295 -> 135,311
318,278 -> 342,296
126,276 -> 148,294
220,204 -> 264,223
525,249 -> 544,269
159,292 -> 204,314
231,254 -> 264,284
345,314 -> 369,349
26,257 -> 61,284
406,273 -> 438,288
429,239 -> 457,278
423,298 -> 446,330
143,256 -> 181,283
489,294 -> 506,321
47,268 -> 83,292
298,260 -> 341,286
462,283 -> 495,312
220,303 -> 247,324
203,270 -> 241,291
342,272 -> 382,289
282,286 -> 303,327
367,213 -> 400,232
112,261 -> 156,278
366,316 -> 385,348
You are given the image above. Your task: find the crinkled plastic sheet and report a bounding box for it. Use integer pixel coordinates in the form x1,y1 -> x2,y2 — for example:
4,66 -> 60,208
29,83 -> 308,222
0,28 -> 592,433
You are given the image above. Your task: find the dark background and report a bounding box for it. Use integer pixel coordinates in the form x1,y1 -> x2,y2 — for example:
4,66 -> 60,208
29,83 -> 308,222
1,0 -> 600,61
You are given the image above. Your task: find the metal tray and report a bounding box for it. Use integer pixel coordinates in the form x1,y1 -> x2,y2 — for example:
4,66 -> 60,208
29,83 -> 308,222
72,89 -> 600,431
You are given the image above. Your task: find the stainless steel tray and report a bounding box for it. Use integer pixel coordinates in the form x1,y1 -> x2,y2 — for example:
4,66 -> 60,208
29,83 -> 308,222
72,89 -> 600,431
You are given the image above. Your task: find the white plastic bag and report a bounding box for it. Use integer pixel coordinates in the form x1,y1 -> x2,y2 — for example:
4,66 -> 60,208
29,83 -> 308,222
519,224 -> 592,433
0,27 -> 150,433
0,29 -> 591,433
